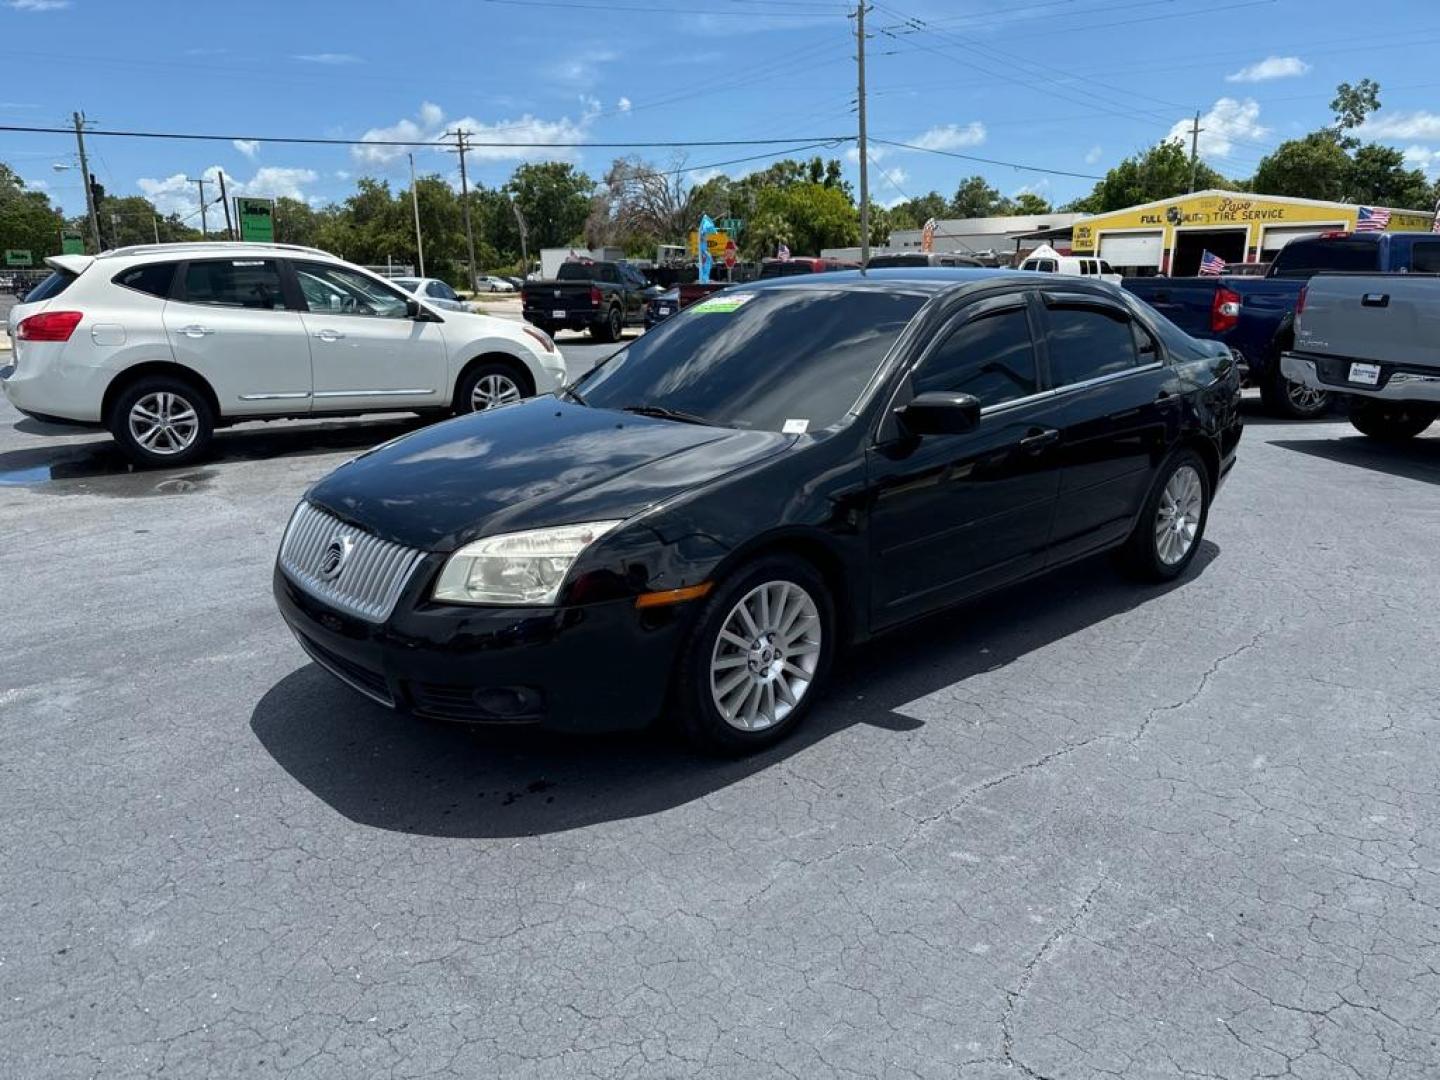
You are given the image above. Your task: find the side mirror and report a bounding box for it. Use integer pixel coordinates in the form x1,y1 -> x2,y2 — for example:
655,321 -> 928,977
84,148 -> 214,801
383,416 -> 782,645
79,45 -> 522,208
895,391 -> 982,437
405,297 -> 422,318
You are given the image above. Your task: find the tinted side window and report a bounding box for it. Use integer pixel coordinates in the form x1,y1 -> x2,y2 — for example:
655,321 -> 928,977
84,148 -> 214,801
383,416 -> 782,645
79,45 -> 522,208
1046,306 -> 1139,387
915,307 -> 1038,407
1099,261 -> 1116,275
1270,238 -> 1379,277
23,269 -> 76,302
292,262 -> 409,318
114,262 -> 178,298
426,281 -> 447,298
1409,241 -> 1440,273
181,260 -> 285,309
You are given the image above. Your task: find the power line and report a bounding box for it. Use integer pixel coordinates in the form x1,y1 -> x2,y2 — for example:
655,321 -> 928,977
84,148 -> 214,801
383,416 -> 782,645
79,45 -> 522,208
869,138 -> 1102,179
475,0 -> 847,15
0,123 -> 854,149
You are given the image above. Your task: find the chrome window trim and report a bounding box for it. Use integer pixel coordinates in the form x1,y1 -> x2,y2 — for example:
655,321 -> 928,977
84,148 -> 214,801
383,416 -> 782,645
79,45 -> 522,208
979,361 -> 1163,416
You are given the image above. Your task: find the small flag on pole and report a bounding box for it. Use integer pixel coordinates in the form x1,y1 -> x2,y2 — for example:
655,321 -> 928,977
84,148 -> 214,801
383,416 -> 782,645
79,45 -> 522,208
776,242 -> 791,261
1198,250 -> 1226,276
921,217 -> 937,253
1355,206 -> 1391,232
1431,197 -> 1439,234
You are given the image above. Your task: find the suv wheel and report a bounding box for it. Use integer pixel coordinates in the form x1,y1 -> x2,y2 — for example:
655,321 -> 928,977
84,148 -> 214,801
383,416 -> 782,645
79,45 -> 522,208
1349,400 -> 1438,441
109,376 -> 214,467
1118,449 -> 1211,581
457,362 -> 526,414
675,555 -> 834,755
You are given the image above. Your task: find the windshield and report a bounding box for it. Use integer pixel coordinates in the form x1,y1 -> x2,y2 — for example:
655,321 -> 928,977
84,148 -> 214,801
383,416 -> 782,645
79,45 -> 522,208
392,278 -> 421,291
574,287 -> 926,432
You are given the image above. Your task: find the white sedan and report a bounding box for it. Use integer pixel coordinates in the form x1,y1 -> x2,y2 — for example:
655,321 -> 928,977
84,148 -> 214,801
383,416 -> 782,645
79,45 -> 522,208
478,275 -> 517,294
391,276 -> 476,312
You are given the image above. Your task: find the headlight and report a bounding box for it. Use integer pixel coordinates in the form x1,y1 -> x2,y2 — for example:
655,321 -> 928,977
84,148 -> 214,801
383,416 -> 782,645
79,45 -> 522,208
432,521 -> 623,606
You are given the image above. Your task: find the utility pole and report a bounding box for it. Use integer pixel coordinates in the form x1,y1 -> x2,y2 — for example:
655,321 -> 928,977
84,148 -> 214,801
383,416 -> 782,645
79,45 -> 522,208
511,198 -> 529,279
187,175 -> 210,238
1188,110 -> 1203,193
72,111 -> 102,253
110,212 -> 120,248
452,130 -> 479,293
855,2 -> 871,266
408,153 -> 426,278
217,171 -> 235,240
152,215 -> 160,244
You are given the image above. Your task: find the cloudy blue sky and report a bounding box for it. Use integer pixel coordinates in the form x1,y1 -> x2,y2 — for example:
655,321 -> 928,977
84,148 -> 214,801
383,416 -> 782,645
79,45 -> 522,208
2,0 -> 1438,224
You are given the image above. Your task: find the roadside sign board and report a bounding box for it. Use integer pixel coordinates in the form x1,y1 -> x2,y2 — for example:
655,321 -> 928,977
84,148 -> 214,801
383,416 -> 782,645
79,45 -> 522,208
719,217 -> 744,236
723,239 -> 737,269
234,197 -> 275,243
4,249 -> 33,267
687,229 -> 731,258
61,235 -> 85,255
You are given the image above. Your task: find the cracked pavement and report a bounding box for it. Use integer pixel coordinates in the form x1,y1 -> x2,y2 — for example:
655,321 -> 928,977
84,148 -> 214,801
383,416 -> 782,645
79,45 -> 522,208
3,364 -> 1439,1079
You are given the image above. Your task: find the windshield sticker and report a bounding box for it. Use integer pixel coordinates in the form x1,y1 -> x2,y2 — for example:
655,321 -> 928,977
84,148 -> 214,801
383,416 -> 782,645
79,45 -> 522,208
782,418 -> 810,435
691,293 -> 755,314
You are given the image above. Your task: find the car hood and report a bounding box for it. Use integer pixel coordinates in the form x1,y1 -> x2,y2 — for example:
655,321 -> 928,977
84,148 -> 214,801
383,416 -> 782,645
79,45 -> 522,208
307,397 -> 792,551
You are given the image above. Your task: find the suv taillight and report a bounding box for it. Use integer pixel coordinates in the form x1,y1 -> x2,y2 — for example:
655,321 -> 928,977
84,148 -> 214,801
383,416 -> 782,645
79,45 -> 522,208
1296,285 -> 1308,317
17,310 -> 83,342
1211,287 -> 1241,333
589,285 -> 602,306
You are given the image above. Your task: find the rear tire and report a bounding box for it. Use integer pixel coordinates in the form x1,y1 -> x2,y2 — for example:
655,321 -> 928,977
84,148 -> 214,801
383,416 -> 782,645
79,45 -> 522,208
1117,449 -> 1211,582
1348,400 -> 1438,441
591,305 -> 622,343
674,555 -> 835,756
108,375 -> 214,468
1260,361 -> 1329,419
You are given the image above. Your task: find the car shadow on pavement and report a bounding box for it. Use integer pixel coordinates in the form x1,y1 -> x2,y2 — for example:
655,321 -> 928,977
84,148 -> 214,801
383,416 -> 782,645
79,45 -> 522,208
1272,434 -> 1440,486
250,541 -> 1218,839
0,416 -> 429,489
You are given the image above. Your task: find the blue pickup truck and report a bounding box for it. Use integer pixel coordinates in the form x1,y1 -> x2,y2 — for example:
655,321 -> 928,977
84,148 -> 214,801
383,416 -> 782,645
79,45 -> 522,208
1124,231 -> 1440,417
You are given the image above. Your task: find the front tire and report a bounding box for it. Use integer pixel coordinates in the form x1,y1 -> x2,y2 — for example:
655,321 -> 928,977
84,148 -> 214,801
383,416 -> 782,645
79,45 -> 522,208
1348,400 -> 1438,442
674,555 -> 835,755
455,361 -> 528,414
1117,449 -> 1211,582
108,376 -> 214,468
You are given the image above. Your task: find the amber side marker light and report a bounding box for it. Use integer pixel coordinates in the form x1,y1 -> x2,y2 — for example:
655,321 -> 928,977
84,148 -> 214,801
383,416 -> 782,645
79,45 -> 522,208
634,582 -> 714,609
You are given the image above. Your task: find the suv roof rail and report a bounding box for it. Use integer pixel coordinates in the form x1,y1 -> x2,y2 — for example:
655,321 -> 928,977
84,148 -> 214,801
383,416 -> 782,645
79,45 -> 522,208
100,241 -> 334,260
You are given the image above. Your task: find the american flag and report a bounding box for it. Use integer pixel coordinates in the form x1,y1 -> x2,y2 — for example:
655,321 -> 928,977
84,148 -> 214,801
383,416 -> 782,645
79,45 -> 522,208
1355,206 -> 1391,232
776,242 -> 791,262
1198,250 -> 1226,276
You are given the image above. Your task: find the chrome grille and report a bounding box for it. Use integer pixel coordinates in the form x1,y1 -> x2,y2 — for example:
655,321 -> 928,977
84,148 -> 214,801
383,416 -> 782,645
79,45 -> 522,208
278,501 -> 426,623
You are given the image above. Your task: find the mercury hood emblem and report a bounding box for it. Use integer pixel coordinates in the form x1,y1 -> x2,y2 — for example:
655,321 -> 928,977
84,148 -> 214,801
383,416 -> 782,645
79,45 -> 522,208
318,534 -> 354,581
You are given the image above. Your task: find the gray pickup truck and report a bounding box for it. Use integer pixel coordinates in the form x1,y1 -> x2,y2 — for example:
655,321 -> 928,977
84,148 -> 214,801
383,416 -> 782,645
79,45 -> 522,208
1281,273 -> 1440,441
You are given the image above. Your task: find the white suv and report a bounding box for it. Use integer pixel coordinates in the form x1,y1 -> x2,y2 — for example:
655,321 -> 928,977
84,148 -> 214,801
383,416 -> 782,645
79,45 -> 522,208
2,242 -> 568,466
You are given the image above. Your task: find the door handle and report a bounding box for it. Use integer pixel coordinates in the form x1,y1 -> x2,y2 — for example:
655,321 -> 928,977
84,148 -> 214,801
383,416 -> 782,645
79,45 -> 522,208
1019,427 -> 1060,453
312,329 -> 346,342
179,324 -> 215,337
1360,293 -> 1390,308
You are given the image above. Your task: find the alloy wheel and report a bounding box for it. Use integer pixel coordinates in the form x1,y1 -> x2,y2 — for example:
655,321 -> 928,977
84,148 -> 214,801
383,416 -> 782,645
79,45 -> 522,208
1154,464 -> 1204,565
470,373 -> 522,411
1285,379 -> 1328,414
709,580 -> 822,732
128,391 -> 199,456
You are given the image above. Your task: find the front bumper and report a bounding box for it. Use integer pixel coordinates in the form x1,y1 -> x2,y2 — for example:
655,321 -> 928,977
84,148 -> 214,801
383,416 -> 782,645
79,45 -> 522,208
273,565 -> 688,732
1282,352 -> 1440,404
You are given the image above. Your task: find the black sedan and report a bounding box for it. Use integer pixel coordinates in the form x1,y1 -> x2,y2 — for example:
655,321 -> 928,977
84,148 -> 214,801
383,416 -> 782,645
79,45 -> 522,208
644,286 -> 680,329
274,270 -> 1242,754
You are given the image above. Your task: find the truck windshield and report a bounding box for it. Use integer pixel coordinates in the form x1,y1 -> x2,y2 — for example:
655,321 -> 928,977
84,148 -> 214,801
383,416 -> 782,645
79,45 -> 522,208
1270,238 -> 1378,278
574,288 -> 926,432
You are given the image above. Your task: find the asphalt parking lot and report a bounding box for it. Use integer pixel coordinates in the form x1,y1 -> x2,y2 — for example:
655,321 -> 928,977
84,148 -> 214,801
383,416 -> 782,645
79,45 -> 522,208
2,354 -> 1439,1077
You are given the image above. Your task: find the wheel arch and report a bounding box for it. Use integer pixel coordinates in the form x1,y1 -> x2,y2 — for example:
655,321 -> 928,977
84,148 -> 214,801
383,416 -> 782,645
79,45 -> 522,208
705,527 -> 858,647
1174,434 -> 1221,492
101,361 -> 221,426
452,350 -> 536,410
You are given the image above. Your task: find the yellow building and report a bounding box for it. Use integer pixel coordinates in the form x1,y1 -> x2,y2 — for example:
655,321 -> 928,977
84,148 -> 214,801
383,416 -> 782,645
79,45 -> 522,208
1071,190 -> 1436,276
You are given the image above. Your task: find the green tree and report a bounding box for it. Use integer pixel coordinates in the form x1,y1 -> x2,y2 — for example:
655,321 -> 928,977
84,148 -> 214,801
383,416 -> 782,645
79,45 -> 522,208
0,162 -> 66,258
1011,192 -> 1053,215
1063,140 -> 1230,213
886,191 -> 950,230
1346,143 -> 1433,208
504,162 -> 592,250
745,182 -> 858,258
1331,78 -> 1381,137
1251,132 -> 1353,202
272,197 -> 322,247
950,176 -> 1010,218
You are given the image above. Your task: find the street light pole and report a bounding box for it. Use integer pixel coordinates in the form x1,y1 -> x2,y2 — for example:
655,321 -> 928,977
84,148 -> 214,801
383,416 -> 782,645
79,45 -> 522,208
408,152 -> 426,278
855,3 -> 871,267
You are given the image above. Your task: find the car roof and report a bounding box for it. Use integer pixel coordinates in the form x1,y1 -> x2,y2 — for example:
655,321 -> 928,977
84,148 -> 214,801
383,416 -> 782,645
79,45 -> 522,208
742,267 -> 1034,295
98,241 -> 336,262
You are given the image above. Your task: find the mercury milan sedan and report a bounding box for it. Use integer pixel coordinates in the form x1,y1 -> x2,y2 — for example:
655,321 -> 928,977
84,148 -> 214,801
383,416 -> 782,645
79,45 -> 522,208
274,269 -> 1242,754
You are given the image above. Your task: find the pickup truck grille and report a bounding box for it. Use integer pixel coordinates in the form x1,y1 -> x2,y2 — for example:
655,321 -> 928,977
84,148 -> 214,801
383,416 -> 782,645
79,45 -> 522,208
278,501 -> 426,623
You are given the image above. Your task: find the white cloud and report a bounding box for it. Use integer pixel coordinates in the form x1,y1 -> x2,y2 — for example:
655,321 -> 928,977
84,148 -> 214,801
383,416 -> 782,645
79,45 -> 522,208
911,122 -> 987,152
353,101 -> 595,167
1363,111 -> 1440,141
293,53 -> 361,65
6,0 -> 71,10
1011,180 -> 1050,198
1168,98 -> 1267,159
1402,145 -> 1440,176
1226,56 -> 1310,83
334,170 -> 352,181
544,50 -> 619,88
1085,144 -> 1103,165
232,139 -> 260,160
617,96 -> 632,113
845,144 -> 890,164
138,165 -> 319,222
